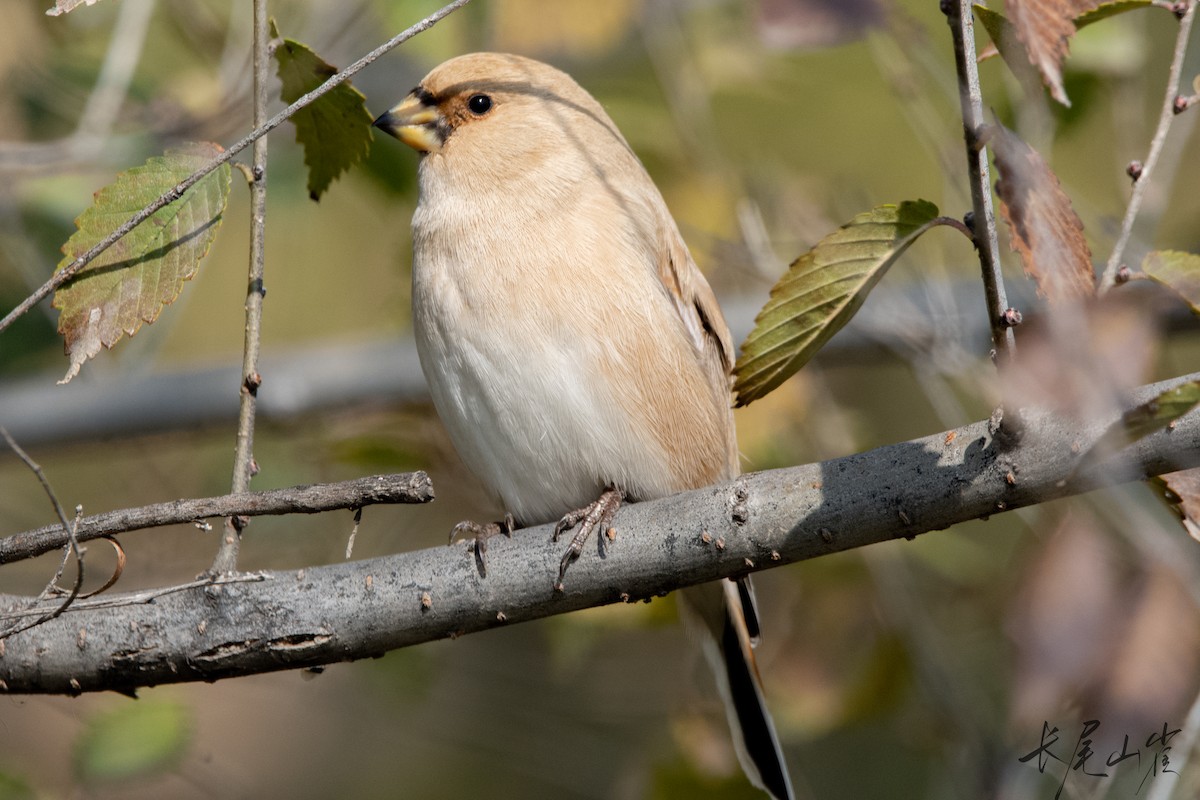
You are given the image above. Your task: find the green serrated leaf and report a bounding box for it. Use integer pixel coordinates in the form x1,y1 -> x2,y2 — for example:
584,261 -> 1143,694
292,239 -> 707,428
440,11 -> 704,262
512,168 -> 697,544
1081,381 -> 1200,469
271,19 -> 373,201
52,143 -> 231,383
74,700 -> 192,785
1142,250 -> 1200,315
733,200 -> 941,406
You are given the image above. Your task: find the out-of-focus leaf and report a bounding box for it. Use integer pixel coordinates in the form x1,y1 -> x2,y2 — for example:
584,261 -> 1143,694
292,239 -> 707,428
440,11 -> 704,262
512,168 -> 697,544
52,143 -> 231,383
991,124 -> 1094,304
45,0 -> 102,16
1142,250 -> 1200,314
839,633 -> 910,724
491,0 -> 638,57
974,2 -> 1149,79
1001,295 -> 1156,417
1011,514 -> 1200,755
1008,513 -> 1123,727
1154,469 -> 1200,541
661,716 -> 762,800
1080,380 -> 1200,468
74,700 -> 192,784
733,200 -> 942,406
1074,0 -> 1154,26
974,5 -> 1026,65
271,19 -> 373,201
0,770 -> 35,800
755,0 -> 883,49
1095,563 -> 1200,741
1004,0 -> 1103,106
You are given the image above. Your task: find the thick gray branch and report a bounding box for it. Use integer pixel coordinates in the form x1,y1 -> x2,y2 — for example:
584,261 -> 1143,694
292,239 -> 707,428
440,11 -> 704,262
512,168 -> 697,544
1,374 -> 1197,695
0,472 -> 433,564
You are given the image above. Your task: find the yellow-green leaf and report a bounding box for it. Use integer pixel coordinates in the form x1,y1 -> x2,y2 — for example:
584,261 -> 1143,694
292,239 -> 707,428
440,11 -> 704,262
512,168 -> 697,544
271,19 -> 373,201
74,700 -> 192,784
1142,250 -> 1200,315
733,200 -> 941,407
990,123 -> 1095,305
52,143 -> 231,383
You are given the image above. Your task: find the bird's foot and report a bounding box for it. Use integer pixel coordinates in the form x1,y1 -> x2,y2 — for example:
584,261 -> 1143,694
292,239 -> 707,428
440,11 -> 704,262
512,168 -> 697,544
552,487 -> 622,592
450,513 -> 515,577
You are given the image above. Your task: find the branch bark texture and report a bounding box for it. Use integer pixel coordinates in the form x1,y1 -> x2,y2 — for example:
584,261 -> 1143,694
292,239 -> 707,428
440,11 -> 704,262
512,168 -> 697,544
1,374 -> 1197,695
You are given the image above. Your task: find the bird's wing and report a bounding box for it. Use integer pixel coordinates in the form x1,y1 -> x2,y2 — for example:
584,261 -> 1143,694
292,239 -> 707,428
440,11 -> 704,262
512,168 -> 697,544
654,209 -> 740,477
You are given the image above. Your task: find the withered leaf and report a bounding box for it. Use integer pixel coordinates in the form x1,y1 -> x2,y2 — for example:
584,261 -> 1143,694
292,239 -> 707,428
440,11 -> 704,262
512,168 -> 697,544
1154,469 -> 1200,542
1005,0 -> 1103,106
991,124 -> 1095,305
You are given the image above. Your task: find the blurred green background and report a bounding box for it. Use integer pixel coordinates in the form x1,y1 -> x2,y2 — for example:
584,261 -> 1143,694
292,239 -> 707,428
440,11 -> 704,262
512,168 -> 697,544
1,1 -> 1199,798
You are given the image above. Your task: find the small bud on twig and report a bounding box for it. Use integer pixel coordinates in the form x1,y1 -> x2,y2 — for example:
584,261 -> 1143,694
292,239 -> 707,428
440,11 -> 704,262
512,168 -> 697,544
1001,307 -> 1023,327
1126,160 -> 1144,181
1115,264 -> 1132,284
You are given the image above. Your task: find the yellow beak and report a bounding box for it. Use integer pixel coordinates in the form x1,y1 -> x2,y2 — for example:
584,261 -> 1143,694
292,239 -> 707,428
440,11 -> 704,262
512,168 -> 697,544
372,92 -> 444,154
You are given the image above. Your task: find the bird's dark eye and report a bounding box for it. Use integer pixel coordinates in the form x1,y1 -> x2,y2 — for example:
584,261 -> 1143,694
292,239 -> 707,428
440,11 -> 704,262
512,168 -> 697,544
467,94 -> 493,115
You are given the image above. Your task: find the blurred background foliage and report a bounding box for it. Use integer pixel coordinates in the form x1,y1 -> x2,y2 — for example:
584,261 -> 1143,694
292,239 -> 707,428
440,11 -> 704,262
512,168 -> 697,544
1,0 -> 1199,798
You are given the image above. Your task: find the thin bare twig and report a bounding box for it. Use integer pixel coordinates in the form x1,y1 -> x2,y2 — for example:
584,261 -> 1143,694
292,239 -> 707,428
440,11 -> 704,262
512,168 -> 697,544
0,428 -> 85,639
1099,1 -> 1197,292
1,472 -> 434,564
210,0 -> 271,574
0,0 -> 474,338
946,0 -> 1017,363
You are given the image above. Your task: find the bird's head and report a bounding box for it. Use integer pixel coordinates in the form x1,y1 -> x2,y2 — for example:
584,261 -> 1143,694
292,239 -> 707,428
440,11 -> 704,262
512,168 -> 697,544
373,52 -> 632,188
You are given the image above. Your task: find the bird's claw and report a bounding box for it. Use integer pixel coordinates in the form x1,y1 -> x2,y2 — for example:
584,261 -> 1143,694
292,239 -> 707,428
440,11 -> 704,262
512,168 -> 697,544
450,513 -> 515,577
552,488 -> 621,591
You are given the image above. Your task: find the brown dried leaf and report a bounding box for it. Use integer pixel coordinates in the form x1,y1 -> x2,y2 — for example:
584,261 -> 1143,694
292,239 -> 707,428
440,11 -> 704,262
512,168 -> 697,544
991,124 -> 1095,305
1005,0 -> 1102,106
755,0 -> 883,49
1155,469 -> 1200,542
1096,563 -> 1200,739
1008,513 -> 1124,727
1009,514 -> 1200,748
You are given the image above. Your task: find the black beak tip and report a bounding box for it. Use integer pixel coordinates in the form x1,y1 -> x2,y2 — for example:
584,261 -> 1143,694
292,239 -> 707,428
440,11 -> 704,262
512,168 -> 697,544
372,110 -> 399,137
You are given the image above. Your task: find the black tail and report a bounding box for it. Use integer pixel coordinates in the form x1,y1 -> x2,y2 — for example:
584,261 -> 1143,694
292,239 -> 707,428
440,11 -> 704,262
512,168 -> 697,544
680,578 -> 794,800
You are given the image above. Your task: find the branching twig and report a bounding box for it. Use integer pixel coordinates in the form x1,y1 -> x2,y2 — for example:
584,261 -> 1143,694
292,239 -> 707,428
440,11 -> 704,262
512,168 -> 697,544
1099,1 -> 1197,292
0,471 -> 434,564
0,0 -> 474,338
1,373 -> 1196,694
946,0 -> 1017,363
0,428 -> 85,639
